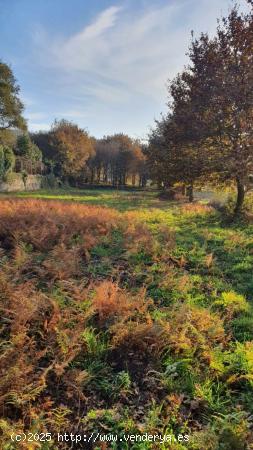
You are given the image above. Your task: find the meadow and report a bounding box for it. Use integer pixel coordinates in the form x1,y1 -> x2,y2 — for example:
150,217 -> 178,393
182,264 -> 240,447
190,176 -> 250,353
1,188 -> 253,449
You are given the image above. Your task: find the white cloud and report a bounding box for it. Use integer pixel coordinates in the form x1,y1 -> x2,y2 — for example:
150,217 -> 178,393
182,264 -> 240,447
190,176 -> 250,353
49,6 -> 122,75
36,0 -> 234,105
67,6 -> 121,42
24,112 -> 50,131
27,0 -> 241,135
28,122 -> 51,132
26,112 -> 47,120
57,110 -> 89,119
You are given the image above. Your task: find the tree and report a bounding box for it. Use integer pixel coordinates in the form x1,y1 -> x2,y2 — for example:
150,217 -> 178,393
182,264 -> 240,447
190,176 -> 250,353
33,128 -> 146,187
214,4 -> 253,214
180,4 -> 253,214
87,134 -> 146,187
89,138 -> 108,184
147,117 -> 178,189
0,145 -> 15,180
31,131 -> 54,162
128,143 -> 147,187
0,129 -> 18,148
107,134 -> 135,186
111,134 -> 146,186
0,61 -> 26,131
148,1 -> 253,212
168,64 -> 218,201
49,120 -> 95,182
16,134 -> 42,162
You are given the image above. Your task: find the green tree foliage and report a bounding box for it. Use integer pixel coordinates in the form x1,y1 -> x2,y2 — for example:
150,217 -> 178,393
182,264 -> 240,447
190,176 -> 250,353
0,61 -> 26,131
16,134 -> 42,162
0,145 -> 15,180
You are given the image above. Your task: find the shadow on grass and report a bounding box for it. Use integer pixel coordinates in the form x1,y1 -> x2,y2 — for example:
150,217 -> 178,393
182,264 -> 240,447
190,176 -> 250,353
175,211 -> 253,300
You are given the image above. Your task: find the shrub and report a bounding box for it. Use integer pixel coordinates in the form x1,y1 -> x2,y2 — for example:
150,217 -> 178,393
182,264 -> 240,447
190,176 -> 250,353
92,281 -> 151,326
0,145 -> 15,180
212,291 -> 249,319
111,304 -> 225,369
226,342 -> 253,387
42,173 -> 60,189
163,304 -> 225,359
191,411 -> 251,450
2,171 -> 21,184
16,134 -> 42,162
0,199 -> 119,253
180,203 -> 214,215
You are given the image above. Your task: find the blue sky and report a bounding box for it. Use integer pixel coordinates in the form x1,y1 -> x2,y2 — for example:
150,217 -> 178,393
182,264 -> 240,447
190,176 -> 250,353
0,0 -> 239,140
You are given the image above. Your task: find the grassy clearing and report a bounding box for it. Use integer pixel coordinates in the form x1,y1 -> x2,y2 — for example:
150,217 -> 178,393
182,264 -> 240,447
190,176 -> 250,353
1,190 -> 253,449
0,188 -> 167,211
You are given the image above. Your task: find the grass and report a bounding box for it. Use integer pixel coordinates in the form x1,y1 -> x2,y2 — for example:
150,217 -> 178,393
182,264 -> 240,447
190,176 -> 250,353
1,188 -> 253,449
0,187 -> 168,211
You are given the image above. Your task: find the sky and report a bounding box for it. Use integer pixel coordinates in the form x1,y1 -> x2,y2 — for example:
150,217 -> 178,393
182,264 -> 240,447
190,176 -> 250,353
0,0 -> 241,140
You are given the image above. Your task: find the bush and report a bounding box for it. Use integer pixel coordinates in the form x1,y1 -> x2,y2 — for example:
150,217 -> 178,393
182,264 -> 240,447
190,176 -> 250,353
2,171 -> 21,184
180,203 -> 214,215
191,411 -> 250,450
212,291 -> 249,319
0,145 -> 15,180
226,342 -> 253,387
16,133 -> 42,162
42,173 -> 60,188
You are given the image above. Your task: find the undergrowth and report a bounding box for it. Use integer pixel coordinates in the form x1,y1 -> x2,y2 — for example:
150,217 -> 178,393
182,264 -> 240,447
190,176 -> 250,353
0,198 -> 253,449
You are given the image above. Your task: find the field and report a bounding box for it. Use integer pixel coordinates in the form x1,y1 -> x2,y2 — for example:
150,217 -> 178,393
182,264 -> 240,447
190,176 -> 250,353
1,188 -> 253,449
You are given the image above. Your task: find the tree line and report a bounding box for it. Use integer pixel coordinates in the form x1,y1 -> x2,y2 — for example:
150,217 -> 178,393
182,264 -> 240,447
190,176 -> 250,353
147,0 -> 253,214
32,123 -> 148,187
0,61 -> 147,187
0,61 -> 43,179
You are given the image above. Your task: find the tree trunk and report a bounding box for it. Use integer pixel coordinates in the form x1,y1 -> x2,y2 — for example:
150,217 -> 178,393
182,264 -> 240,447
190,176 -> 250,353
164,181 -> 171,190
234,178 -> 245,216
90,169 -> 94,184
188,183 -> 194,202
97,168 -> 101,183
103,167 -> 108,183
